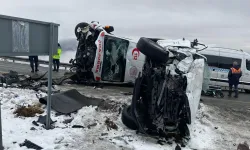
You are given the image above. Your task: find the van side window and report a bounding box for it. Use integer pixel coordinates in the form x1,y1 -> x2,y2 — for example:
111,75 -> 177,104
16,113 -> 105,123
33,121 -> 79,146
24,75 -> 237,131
203,54 -> 219,67
218,57 -> 242,69
246,59 -> 250,71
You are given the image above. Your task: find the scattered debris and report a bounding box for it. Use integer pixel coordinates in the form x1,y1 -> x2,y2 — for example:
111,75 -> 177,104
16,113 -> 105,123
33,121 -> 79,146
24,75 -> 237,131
32,121 -> 39,126
120,92 -> 133,95
157,140 -> 165,145
63,118 -> 74,124
55,112 -> 65,116
72,125 -> 84,128
19,139 -> 43,150
30,127 -> 36,131
113,136 -> 129,145
105,117 -> 118,131
37,115 -> 56,126
101,133 -> 108,136
167,140 -> 173,145
98,100 -> 121,112
13,105 -> 44,117
54,136 -> 64,144
87,123 -> 97,129
93,85 -> 104,89
99,137 -> 104,140
237,141 -> 250,150
54,145 -> 62,149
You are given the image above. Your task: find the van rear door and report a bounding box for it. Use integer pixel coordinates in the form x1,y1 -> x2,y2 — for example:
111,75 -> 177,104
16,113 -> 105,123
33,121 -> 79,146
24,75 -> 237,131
242,57 -> 250,90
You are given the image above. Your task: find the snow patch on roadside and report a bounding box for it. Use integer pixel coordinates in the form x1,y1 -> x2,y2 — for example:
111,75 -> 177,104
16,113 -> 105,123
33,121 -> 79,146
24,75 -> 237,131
0,86 -> 220,150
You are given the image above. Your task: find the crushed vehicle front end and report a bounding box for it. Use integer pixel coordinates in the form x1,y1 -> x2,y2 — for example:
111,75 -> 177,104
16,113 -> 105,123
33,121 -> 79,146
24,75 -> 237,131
121,37 -> 209,145
68,21 -> 115,84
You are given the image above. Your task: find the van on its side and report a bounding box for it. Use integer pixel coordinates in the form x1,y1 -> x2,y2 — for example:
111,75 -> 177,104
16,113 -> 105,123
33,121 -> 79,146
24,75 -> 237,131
198,47 -> 250,93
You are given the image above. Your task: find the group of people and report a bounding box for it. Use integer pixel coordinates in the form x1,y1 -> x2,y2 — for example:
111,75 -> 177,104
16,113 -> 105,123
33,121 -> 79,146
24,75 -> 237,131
29,43 -> 62,73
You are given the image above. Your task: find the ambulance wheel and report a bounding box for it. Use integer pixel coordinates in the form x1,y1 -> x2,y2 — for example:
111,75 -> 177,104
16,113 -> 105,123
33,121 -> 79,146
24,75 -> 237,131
136,37 -> 169,63
75,22 -> 89,37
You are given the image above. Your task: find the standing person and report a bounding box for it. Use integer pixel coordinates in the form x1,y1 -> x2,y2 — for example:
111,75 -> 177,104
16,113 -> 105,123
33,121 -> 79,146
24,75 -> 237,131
53,43 -> 62,72
228,61 -> 242,98
29,56 -> 39,73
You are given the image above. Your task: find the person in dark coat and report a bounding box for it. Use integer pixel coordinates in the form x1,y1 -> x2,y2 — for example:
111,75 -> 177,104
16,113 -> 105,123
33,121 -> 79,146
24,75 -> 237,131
228,61 -> 242,98
29,56 -> 39,73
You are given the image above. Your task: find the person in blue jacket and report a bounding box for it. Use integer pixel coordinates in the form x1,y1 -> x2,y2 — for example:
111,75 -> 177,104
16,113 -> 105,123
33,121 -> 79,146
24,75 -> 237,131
228,61 -> 242,98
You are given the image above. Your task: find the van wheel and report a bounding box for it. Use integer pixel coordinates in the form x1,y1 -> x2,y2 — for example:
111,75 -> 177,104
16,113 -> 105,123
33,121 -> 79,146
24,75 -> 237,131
75,22 -> 89,37
121,105 -> 138,130
136,37 -> 169,63
245,89 -> 250,93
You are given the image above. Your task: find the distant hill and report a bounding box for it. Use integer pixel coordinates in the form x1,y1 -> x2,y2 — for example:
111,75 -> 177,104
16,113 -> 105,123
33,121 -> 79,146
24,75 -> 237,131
59,38 -> 78,51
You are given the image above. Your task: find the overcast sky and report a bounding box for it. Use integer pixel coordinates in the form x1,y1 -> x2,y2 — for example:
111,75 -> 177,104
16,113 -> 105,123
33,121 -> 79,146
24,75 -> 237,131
1,0 -> 250,50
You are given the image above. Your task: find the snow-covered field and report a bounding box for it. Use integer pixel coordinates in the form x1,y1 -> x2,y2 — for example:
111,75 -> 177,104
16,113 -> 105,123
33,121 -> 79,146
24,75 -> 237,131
1,85 -> 249,150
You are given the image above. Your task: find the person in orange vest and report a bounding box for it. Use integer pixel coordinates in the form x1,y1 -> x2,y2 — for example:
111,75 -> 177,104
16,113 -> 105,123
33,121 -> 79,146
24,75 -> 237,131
228,61 -> 242,98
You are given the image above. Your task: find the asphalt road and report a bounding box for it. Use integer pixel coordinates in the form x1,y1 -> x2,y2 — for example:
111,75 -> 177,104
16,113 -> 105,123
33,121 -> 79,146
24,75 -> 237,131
0,60 -> 66,79
201,91 -> 250,109
0,59 -> 249,106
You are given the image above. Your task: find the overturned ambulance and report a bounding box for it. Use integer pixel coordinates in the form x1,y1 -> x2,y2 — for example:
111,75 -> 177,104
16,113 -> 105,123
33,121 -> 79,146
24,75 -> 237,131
69,21 -> 210,143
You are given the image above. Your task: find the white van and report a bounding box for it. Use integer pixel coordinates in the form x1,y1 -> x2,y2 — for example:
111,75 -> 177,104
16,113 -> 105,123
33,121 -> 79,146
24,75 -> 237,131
198,47 -> 250,93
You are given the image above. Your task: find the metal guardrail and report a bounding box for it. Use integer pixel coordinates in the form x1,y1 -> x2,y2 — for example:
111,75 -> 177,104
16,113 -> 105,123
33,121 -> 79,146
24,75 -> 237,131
0,56 -> 72,70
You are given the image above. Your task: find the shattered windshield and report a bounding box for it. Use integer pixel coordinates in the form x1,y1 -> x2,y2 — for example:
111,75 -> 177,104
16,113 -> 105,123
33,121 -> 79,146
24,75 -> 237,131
101,35 -> 129,82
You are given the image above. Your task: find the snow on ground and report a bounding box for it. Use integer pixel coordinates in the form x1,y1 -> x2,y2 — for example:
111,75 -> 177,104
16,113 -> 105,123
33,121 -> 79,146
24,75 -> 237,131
0,85 -> 227,150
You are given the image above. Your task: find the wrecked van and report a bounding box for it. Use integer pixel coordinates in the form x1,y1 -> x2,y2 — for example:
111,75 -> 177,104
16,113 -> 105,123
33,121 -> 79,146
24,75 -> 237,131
121,37 -> 209,144
69,21 -> 146,84
69,21 -> 209,143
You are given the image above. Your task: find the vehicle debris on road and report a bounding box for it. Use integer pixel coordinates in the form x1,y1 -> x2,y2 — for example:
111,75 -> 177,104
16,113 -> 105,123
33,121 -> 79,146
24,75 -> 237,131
105,117 -> 118,131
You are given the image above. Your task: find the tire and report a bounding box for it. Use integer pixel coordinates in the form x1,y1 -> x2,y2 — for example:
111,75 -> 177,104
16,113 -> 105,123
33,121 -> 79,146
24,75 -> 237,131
245,89 -> 250,93
121,105 -> 138,130
136,37 -> 169,63
74,22 -> 89,37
